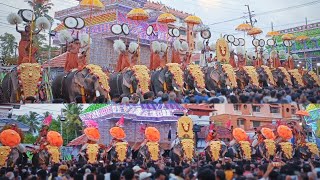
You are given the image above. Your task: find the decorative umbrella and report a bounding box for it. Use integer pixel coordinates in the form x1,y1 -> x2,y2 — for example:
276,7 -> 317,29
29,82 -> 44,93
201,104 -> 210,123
277,125 -> 293,140
247,27 -> 263,36
47,131 -> 63,147
127,8 -> 149,21
185,15 -> 202,25
282,34 -> 295,41
232,128 -> 248,142
266,31 -> 280,37
295,35 -> 309,41
157,13 -> 176,23
295,110 -> 310,116
261,128 -> 276,140
79,0 -> 104,63
235,23 -> 252,31
110,127 -> 126,140
84,127 -> 100,142
127,8 -> 149,64
0,129 -> 21,148
145,127 -> 161,142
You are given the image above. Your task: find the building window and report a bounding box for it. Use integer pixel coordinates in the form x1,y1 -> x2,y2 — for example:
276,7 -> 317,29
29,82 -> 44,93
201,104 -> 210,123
237,118 -> 245,127
252,121 -> 261,128
291,108 -> 296,114
252,105 -> 261,112
270,107 -> 280,113
234,104 -> 240,111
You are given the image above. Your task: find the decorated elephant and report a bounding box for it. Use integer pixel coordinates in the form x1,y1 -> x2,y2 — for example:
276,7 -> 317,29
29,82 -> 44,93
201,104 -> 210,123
272,67 -> 293,88
52,64 -> 110,103
109,65 -> 150,98
235,66 -> 260,89
1,63 -> 45,103
203,66 -> 229,90
151,63 -> 184,93
303,71 -> 320,88
31,148 -> 50,167
256,66 -> 276,87
184,64 -> 209,93
107,142 -> 132,163
254,139 -> 277,161
137,127 -> 162,163
288,69 -> 305,88
205,141 -> 228,162
295,142 -> 319,160
228,140 -> 252,160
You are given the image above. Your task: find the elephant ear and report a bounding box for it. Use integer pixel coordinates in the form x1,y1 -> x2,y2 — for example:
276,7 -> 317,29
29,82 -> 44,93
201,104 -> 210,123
210,71 -> 219,83
158,69 -> 166,84
74,69 -> 89,87
122,71 -> 132,89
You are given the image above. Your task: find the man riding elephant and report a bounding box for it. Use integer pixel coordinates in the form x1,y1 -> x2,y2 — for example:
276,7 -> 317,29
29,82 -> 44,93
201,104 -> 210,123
79,127 -> 103,164
275,125 -> 294,161
229,128 -> 251,161
137,127 -> 161,163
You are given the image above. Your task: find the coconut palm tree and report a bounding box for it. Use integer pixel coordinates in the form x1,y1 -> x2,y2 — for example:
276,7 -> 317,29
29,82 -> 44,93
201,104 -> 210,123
28,0 -> 53,18
62,104 -> 83,142
17,111 -> 41,134
0,33 -> 17,61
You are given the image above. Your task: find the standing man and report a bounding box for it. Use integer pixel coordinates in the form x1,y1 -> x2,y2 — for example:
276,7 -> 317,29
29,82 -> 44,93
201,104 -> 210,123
64,39 -> 81,72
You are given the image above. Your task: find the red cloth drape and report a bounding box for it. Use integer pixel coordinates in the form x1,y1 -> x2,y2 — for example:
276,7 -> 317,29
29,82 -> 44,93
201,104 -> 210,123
116,52 -> 130,72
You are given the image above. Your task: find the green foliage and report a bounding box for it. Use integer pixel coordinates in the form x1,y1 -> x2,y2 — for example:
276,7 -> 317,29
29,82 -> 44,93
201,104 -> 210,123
62,104 -> 83,144
24,133 -> 37,144
28,0 -> 54,19
49,119 -> 61,133
83,104 -> 108,113
0,33 -> 17,64
17,111 -> 41,134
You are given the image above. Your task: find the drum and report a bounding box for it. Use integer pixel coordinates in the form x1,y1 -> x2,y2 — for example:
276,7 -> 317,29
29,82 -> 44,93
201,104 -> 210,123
75,17 -> 85,30
122,24 -> 129,35
146,25 -> 154,36
201,30 -> 211,39
64,16 -> 78,29
18,9 -> 34,22
111,24 -> 122,35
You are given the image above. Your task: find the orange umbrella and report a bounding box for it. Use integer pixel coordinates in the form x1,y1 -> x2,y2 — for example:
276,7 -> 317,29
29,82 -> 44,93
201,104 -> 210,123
109,127 -> 126,140
158,13 -> 176,24
84,127 -> 100,142
277,125 -> 293,140
0,129 -> 21,147
80,0 -> 104,9
282,34 -> 295,41
185,15 -> 202,25
145,127 -> 161,142
295,110 -> 310,116
127,8 -> 149,21
47,131 -> 63,147
235,23 -> 252,31
266,31 -> 280,37
233,128 -> 248,142
295,35 -> 309,41
261,128 -> 276,140
247,27 -> 263,36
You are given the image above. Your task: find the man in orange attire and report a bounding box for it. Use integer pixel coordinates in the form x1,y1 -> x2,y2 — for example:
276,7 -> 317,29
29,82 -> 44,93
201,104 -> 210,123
116,43 -> 130,72
64,39 -> 81,72
20,41 -> 38,64
171,45 -> 181,64
16,24 -> 41,65
130,47 -> 139,67
149,43 -> 161,70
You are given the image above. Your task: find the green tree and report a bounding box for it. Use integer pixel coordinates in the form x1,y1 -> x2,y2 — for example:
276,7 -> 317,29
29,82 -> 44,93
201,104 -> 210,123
0,33 -> 17,64
17,111 -> 41,134
62,104 -> 83,143
28,0 -> 54,18
24,133 -> 37,144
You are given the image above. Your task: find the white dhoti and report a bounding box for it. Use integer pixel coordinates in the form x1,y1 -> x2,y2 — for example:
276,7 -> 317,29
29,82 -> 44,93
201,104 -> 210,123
199,54 -> 206,67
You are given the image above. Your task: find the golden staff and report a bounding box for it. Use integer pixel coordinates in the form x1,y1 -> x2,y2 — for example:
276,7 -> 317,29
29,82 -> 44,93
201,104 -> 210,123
28,0 -> 35,63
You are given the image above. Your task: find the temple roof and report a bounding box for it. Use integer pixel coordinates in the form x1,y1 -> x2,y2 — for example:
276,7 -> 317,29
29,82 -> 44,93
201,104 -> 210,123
42,53 -> 67,68
144,1 -> 191,19
67,134 -> 87,146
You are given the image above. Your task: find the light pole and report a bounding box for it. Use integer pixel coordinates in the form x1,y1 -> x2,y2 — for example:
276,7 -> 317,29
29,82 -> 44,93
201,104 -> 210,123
60,109 -> 66,136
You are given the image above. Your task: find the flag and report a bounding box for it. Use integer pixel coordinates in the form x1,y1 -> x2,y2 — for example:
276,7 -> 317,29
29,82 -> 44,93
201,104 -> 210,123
116,116 -> 124,127
168,126 -> 172,141
43,115 -> 52,126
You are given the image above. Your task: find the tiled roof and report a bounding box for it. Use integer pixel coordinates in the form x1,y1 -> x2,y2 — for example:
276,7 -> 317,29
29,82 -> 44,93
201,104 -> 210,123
144,2 -> 191,19
0,118 -> 30,131
67,134 -> 87,146
42,53 -> 67,68
54,12 -> 116,31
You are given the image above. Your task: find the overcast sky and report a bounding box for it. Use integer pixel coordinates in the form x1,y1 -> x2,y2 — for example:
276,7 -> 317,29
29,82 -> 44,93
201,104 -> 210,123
0,0 -> 319,49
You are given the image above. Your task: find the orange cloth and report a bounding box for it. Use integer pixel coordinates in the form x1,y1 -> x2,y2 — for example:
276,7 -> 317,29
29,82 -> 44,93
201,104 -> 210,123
78,54 -> 86,69
160,53 -> 166,68
149,52 -> 161,70
288,57 -> 294,70
273,56 -> 281,68
18,40 -> 29,64
64,52 -> 79,72
255,58 -> 263,68
171,49 -> 181,64
131,53 -> 138,67
238,54 -> 246,68
19,46 -> 38,64
229,53 -> 236,68
116,52 -> 130,72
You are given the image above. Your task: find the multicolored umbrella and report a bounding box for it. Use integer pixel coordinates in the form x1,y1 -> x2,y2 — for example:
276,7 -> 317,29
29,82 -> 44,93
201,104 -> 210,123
235,23 -> 252,31
247,27 -> 263,36
80,0 -> 104,9
157,13 -> 176,24
185,15 -> 202,25
127,8 -> 149,21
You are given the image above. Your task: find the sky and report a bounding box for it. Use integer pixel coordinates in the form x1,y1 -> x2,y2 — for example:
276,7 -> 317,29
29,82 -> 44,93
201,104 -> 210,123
0,0 -> 319,50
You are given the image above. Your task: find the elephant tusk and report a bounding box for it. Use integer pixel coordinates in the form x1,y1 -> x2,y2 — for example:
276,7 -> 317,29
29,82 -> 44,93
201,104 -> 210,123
183,87 -> 187,91
95,90 -> 100,97
173,86 -> 181,92
195,87 -> 201,94
204,88 -> 210,93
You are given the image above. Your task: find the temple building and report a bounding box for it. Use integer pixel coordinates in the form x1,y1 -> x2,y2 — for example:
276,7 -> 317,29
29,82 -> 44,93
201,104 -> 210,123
50,0 -> 199,71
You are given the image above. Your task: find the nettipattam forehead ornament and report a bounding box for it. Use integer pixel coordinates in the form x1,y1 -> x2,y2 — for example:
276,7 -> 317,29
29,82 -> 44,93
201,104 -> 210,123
177,116 -> 194,139
216,38 -> 230,63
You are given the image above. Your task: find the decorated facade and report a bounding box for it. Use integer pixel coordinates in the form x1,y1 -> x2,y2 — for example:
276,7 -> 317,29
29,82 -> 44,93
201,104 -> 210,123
53,0 -> 196,70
